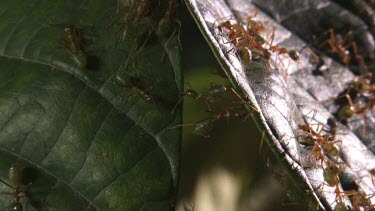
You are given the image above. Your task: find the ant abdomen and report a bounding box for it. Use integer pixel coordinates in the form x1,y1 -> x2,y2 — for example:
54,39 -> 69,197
63,26 -> 88,69
9,165 -> 24,187
71,52 -> 87,69
10,202 -> 23,211
288,50 -> 299,61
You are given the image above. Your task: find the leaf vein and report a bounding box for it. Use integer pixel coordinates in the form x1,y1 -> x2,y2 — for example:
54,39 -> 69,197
85,145 -> 158,210
39,85 -> 87,164
68,107 -> 114,183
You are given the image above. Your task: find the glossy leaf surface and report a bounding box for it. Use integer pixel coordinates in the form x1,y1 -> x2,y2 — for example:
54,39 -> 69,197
0,0 -> 182,210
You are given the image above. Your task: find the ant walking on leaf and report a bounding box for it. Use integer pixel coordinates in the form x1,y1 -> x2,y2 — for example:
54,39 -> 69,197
169,85 -> 258,138
336,72 -> 374,138
63,25 -> 88,69
156,0 -> 181,61
175,104 -> 253,138
114,45 -> 155,104
0,165 -> 31,211
171,83 -> 229,113
317,28 -> 367,71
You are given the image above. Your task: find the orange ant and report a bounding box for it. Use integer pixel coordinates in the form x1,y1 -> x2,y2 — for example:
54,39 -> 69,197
171,83 -> 229,113
114,0 -> 160,58
298,122 -> 342,166
318,29 -> 366,69
123,0 -> 153,25
0,177 -> 25,211
156,0 -> 181,61
170,104 -> 252,138
115,74 -> 153,102
336,73 -> 374,137
350,190 -> 375,211
265,27 -> 300,62
299,132 -> 332,166
217,21 -> 249,49
322,160 -> 349,204
64,25 -> 87,69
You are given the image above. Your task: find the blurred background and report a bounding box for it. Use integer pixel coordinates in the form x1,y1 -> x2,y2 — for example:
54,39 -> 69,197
174,7 -> 315,211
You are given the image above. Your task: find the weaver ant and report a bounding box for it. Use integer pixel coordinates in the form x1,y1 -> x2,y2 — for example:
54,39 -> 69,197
217,20 -> 248,49
216,14 -> 266,53
169,86 -> 258,138
317,29 -> 366,69
322,160 -> 349,204
336,73 -> 374,138
350,190 -> 375,211
115,74 -> 153,102
265,27 -> 300,71
171,83 -> 229,113
121,0 -> 155,25
0,178 -> 24,211
0,165 -> 30,211
156,0 -> 181,61
171,104 -> 252,138
298,121 -> 342,167
64,25 -> 87,69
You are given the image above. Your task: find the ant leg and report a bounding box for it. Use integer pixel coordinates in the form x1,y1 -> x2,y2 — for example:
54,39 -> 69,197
304,47 -> 321,64
361,113 -> 367,139
204,100 -> 213,112
229,88 -> 259,113
167,123 -> 196,130
265,27 -> 276,48
160,20 -> 181,62
349,42 -> 367,72
133,29 -> 153,59
341,30 -> 353,44
0,178 -> 15,190
258,130 -> 265,153
319,29 -> 338,52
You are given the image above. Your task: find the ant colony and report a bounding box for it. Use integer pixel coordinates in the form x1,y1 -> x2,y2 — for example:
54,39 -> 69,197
213,10 -> 300,78
111,0 -> 181,106
209,7 -> 375,211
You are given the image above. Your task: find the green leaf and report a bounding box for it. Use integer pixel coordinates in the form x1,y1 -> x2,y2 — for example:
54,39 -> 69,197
0,0 -> 182,210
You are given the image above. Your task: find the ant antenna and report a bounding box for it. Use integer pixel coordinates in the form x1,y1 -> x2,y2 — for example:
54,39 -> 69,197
171,82 -> 195,114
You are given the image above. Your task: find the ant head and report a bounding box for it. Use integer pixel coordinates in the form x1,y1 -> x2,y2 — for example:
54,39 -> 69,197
262,49 -> 271,59
326,161 -> 340,172
298,124 -> 310,132
185,89 -> 198,97
327,117 -> 337,129
288,50 -> 299,61
64,27 -> 72,33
